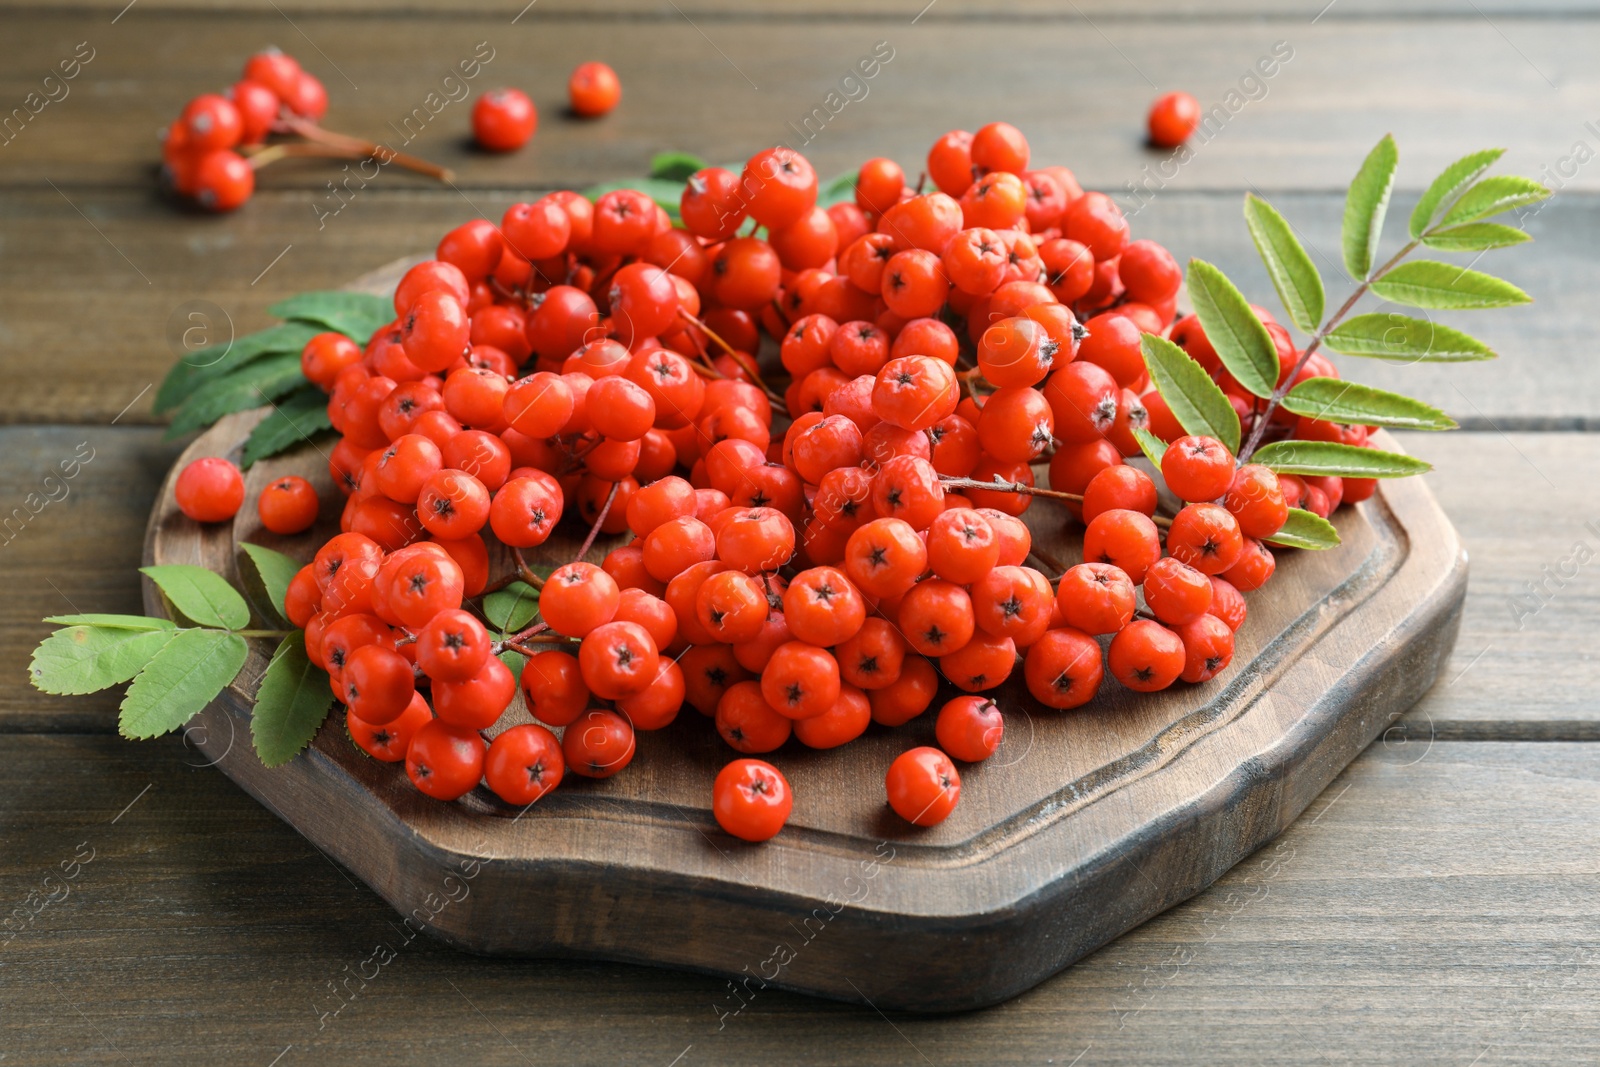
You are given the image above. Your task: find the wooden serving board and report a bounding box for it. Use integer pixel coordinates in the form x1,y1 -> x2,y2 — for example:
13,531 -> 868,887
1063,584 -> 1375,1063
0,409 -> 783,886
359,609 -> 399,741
141,263 -> 1467,1013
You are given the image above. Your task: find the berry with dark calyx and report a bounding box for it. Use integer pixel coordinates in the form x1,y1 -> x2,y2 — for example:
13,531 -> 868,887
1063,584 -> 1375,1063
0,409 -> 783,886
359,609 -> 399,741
713,759 -> 793,841
935,696 -> 1004,762
886,747 -> 961,826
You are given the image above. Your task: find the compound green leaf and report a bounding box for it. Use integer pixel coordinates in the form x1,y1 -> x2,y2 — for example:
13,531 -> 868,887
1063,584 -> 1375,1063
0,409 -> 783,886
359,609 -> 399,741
1342,134 -> 1398,278
30,626 -> 180,695
1409,148 -> 1504,238
1421,222 -> 1531,253
266,291 -> 391,343
238,543 -> 303,624
241,383 -> 333,468
484,581 -> 540,634
1438,175 -> 1550,227
119,629 -> 248,739
140,565 -> 250,630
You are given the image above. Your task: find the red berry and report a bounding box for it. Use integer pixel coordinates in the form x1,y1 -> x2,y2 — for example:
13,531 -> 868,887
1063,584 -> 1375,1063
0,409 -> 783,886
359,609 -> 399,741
569,61 -> 622,117
1176,613 -> 1235,683
935,696 -> 1004,762
1056,562 -> 1136,635
1143,557 -> 1214,626
1081,508 -> 1162,584
1161,435 -> 1236,503
713,758 -> 793,842
1166,503 -> 1245,576
1108,619 -> 1185,693
1148,91 -> 1202,148
484,724 -> 565,806
886,747 -> 961,826
1024,627 -> 1104,709
257,475 -> 319,534
472,88 -> 537,152
175,456 -> 244,523
562,707 -> 636,778
406,720 -> 486,801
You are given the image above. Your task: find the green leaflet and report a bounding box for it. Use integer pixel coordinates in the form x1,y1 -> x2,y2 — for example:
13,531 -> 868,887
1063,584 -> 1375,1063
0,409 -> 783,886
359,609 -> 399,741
1131,426 -> 1169,469
1409,148 -> 1504,238
1281,379 -> 1456,431
30,626 -> 180,695
1265,508 -> 1342,550
817,171 -> 857,208
1421,222 -> 1531,253
498,648 -> 528,675
166,351 -> 308,439
1438,175 -> 1549,228
1243,193 -> 1324,333
1370,260 -> 1532,310
154,321 -> 323,414
1323,314 -> 1496,362
119,629 -> 249,739
1140,333 -> 1241,454
241,383 -> 333,468
267,291 -> 392,343
649,151 -> 709,182
1253,440 -> 1432,478
42,614 -> 175,631
484,581 -> 540,633
140,565 -> 251,630
238,543 -> 303,625
1185,258 -> 1279,399
1342,134 -> 1398,279
251,634 -> 334,767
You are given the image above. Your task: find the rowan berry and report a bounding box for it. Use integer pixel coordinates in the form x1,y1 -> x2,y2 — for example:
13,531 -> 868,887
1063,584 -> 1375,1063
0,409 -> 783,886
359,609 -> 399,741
783,566 -> 866,646
313,531 -> 383,595
931,696 -> 1001,762
564,707 -> 636,778
712,758 -> 793,842
373,434 -> 443,505
792,685 -> 871,750
977,386 -> 1055,463
406,720 -> 486,801
1024,627 -> 1104,709
716,680 -> 793,752
432,654 -> 514,730
1148,91 -> 1201,148
1082,509 -> 1162,584
577,619 -> 659,700
927,414 -> 982,478
757,640 -> 841,721
943,227 -> 1009,297
442,429 -> 511,492
1161,435 -> 1236,503
886,747 -> 961,826
1207,576 -> 1248,632
256,475 -> 319,534
1019,168 -> 1069,229
1143,557 -> 1214,626
959,171 -> 1028,231
417,468 -> 491,539
856,156 -> 906,215
284,565 -> 322,629
1109,619 -> 1185,693
412,608 -> 490,684
976,317 -> 1054,388
174,456 -> 245,523
896,580 -> 972,658
540,562 -> 621,637
1062,191 -> 1129,262
870,455 -> 945,530
386,550 -> 465,630
482,724 -> 564,807
695,570 -> 769,644
566,59 -> 622,117
1040,237 -> 1095,304
971,120 -> 1030,174
615,657 -> 686,731
1223,537 -> 1276,592
1079,465 -> 1154,525
514,650 -> 587,728
348,692 -> 432,763
1043,360 -> 1119,444
715,506 -> 795,574
341,643 -> 416,726
1176,613 -> 1235,684
922,508 -> 996,584
843,517 -> 927,599
472,88 -> 537,152
1167,503 -> 1245,575
970,566 -> 1054,646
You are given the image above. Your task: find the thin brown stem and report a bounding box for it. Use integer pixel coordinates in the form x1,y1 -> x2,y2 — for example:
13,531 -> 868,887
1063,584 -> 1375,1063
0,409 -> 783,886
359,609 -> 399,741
1238,238 -> 1419,462
275,113 -> 455,183
939,476 -> 1083,504
1028,546 -> 1069,575
507,620 -> 549,644
677,309 -> 785,406
578,482 -> 619,561
512,547 -> 546,589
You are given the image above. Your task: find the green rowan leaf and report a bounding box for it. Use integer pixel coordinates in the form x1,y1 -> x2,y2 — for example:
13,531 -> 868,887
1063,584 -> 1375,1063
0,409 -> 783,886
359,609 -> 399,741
1265,508 -> 1342,550
1342,134 -> 1398,278
119,629 -> 248,739
1421,222 -> 1531,253
649,151 -> 709,182
267,291 -> 391,343
1140,334 -> 1240,453
241,383 -> 333,468
1323,314 -> 1496,362
140,565 -> 251,630
1131,426 -> 1169,469
238,543 -> 303,625
1253,440 -> 1432,478
1243,193 -> 1324,332
166,352 -> 308,439
1281,379 -> 1456,431
251,634 -> 334,767
1185,258 -> 1279,399
1409,148 -> 1504,238
42,614 -> 175,631
154,321 -> 323,414
484,581 -> 540,634
1438,175 -> 1549,227
30,626 -> 180,695
1370,261 -> 1532,310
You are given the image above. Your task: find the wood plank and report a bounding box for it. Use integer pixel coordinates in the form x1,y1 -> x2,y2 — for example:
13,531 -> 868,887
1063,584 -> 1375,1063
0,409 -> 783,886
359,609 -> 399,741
10,1 -> 1600,14
2,735 -> 1597,1063
0,189 -> 1585,427
4,429 -> 1596,738
3,11 -> 1599,194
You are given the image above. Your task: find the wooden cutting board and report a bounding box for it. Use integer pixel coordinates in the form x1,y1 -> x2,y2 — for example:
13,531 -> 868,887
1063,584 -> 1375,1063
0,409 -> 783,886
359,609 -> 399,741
141,260 -> 1466,1013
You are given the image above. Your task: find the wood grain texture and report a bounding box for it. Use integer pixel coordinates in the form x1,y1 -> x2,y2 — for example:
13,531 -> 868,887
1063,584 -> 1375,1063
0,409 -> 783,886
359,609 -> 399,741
3,735 -> 1597,1064
1,190 -> 1588,427
3,11 -> 1598,194
131,391 -> 1465,1009
10,1 -> 1600,14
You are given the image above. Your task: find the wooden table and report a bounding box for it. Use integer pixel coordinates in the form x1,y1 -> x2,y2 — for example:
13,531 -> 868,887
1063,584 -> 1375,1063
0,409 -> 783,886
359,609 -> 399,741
3,2 -> 1598,1062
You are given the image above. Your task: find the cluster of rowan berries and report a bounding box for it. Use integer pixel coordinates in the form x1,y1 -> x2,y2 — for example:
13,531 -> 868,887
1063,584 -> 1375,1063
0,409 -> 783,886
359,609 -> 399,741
172,121 -> 1373,842
159,48 -> 327,212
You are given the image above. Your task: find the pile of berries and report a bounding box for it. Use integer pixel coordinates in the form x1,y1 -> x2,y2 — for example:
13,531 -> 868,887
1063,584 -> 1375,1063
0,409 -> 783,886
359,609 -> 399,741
159,48 -> 327,211
175,121 -> 1372,842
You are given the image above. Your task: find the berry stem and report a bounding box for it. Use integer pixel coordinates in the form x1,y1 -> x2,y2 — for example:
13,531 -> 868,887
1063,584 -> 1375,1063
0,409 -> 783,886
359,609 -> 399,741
938,476 -> 1083,504
236,629 -> 293,638
677,309 -> 786,406
507,620 -> 550,644
577,482 -> 619,561
1237,237 -> 1420,462
1028,546 -> 1069,576
512,547 -> 546,589
274,113 -> 456,183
